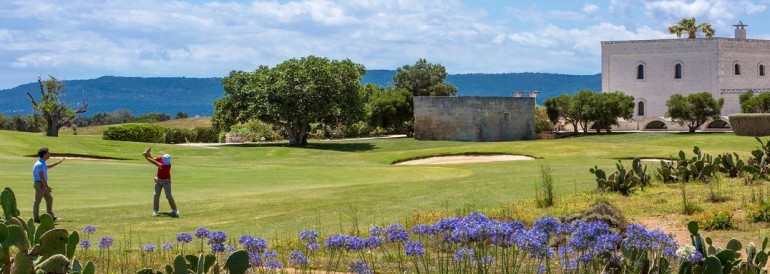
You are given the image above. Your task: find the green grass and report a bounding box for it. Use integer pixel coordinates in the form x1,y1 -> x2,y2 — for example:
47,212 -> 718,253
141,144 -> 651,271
0,130 -> 763,243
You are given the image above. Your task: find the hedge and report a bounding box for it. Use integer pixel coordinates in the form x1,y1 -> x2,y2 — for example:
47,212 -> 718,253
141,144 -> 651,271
103,124 -> 219,143
728,113 -> 770,136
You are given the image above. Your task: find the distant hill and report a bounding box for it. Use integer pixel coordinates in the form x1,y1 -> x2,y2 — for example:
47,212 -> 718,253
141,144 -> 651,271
0,72 -> 600,116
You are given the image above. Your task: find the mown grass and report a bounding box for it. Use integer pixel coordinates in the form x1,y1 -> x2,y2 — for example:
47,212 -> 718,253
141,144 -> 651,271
2,129 -> 769,271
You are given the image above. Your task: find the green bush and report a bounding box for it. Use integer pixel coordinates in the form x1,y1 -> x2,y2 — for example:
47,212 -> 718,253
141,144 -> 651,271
698,209 -> 735,230
193,127 -> 218,143
534,106 -> 552,134
228,120 -> 283,142
729,113 -> 770,136
103,123 -> 166,142
748,202 -> 770,222
165,128 -> 194,144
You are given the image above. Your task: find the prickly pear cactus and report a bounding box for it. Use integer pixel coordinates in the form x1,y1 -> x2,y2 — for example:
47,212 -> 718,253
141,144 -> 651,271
223,250 -> 250,274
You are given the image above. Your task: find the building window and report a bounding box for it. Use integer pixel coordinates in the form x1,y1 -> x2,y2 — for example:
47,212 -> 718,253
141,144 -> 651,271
637,101 -> 645,116
637,64 -> 644,80
504,112 -> 510,122
735,64 -> 741,75
674,63 -> 682,79
761,64 -> 766,76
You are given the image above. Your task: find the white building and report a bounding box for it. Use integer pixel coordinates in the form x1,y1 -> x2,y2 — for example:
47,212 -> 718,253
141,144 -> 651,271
601,22 -> 770,131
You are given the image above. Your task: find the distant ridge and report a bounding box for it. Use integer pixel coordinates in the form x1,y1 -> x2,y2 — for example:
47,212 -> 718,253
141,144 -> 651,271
0,71 -> 600,116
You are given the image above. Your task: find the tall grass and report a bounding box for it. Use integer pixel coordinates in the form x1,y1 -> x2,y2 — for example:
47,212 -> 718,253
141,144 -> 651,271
535,164 -> 554,207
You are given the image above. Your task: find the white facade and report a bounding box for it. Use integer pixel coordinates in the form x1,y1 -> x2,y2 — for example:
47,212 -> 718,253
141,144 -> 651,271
601,24 -> 770,130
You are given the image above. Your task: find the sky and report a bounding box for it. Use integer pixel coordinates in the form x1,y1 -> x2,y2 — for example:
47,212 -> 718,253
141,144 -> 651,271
1,0 -> 769,89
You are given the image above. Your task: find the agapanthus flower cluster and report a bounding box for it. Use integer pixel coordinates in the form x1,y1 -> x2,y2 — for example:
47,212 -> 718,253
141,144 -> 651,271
324,234 -> 374,251
208,231 -> 227,252
299,230 -> 320,251
82,225 -> 96,234
195,227 -> 210,239
289,251 -> 309,266
348,260 -> 373,274
142,244 -> 156,252
622,224 -> 678,257
177,233 -> 193,244
98,236 -> 113,249
405,240 -> 424,256
79,240 -> 91,250
386,223 -> 409,243
239,236 -> 268,254
162,243 -> 174,251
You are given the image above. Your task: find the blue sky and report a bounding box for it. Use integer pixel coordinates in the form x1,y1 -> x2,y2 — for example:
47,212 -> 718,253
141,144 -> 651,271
0,0 -> 768,89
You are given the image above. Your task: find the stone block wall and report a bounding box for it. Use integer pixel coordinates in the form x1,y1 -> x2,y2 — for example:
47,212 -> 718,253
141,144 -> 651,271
413,97 -> 536,141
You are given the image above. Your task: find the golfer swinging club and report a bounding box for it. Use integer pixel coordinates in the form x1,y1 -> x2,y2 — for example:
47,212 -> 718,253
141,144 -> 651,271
143,147 -> 179,217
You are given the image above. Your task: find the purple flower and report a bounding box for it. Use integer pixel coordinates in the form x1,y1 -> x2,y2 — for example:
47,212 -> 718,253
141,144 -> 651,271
264,250 -> 278,259
82,225 -> 96,234
369,225 -> 385,237
79,240 -> 91,250
98,236 -> 113,249
307,242 -> 320,251
386,223 -> 409,243
264,260 -> 283,270
366,236 -> 381,249
162,243 -> 174,250
325,234 -> 347,250
289,251 -> 308,266
405,240 -> 424,256
142,244 -> 156,252
177,233 -> 193,243
240,236 -> 268,253
208,231 -> 227,245
348,260 -> 373,274
249,251 -> 262,267
300,230 -> 318,243
194,227 -> 210,239
454,247 -> 475,262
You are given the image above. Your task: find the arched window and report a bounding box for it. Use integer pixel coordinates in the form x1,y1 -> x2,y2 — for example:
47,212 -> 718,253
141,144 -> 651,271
674,63 -> 682,79
760,64 -> 766,76
637,101 -> 645,116
637,64 -> 644,80
735,63 -> 741,75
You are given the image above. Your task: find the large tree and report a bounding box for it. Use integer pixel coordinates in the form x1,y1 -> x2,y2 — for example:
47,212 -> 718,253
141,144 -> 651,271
666,92 -> 724,133
367,85 -> 413,134
27,76 -> 88,137
393,58 -> 457,97
543,94 -> 573,131
739,92 -> 770,113
570,90 -> 597,133
213,56 -> 366,145
668,17 -> 715,39
589,91 -> 635,133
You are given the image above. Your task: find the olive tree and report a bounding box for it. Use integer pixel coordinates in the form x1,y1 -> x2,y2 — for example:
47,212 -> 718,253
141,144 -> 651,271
666,92 -> 724,133
27,76 -> 88,137
213,56 -> 366,145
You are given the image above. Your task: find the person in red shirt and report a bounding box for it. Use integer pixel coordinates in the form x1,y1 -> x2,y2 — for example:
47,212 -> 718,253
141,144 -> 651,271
143,147 -> 179,217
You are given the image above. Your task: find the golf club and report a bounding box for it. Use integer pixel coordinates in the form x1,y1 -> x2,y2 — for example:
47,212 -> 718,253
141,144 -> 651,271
145,128 -> 173,153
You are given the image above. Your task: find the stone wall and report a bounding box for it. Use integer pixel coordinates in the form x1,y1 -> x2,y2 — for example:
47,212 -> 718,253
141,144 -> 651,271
413,97 -> 536,141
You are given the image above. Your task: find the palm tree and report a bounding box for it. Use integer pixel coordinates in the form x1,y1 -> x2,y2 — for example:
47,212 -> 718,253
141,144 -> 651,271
668,17 -> 715,38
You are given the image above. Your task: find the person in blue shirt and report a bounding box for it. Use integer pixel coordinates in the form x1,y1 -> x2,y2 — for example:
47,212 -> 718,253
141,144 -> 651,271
32,148 -> 64,222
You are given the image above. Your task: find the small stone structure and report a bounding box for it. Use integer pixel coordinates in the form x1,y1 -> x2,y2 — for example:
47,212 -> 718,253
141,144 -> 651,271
413,96 -> 536,141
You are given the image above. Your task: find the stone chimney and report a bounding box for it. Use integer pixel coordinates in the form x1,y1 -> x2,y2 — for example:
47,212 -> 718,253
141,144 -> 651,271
734,21 -> 747,39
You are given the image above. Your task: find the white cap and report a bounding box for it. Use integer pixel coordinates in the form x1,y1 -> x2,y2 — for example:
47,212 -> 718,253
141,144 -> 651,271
162,154 -> 171,165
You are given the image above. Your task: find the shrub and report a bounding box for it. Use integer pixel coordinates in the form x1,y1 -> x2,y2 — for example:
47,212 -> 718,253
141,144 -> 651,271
534,106 -> 552,134
228,120 -> 283,142
698,209 -> 735,230
103,123 -> 166,142
561,201 -> 627,232
729,113 -> 770,136
193,127 -> 218,143
748,202 -> 770,222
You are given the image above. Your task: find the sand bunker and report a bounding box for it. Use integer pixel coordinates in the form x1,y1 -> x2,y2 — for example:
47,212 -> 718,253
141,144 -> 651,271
395,155 -> 534,165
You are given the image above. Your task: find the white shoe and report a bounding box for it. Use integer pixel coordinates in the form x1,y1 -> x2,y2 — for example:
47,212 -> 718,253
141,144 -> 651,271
171,210 -> 179,217
152,211 -> 159,217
